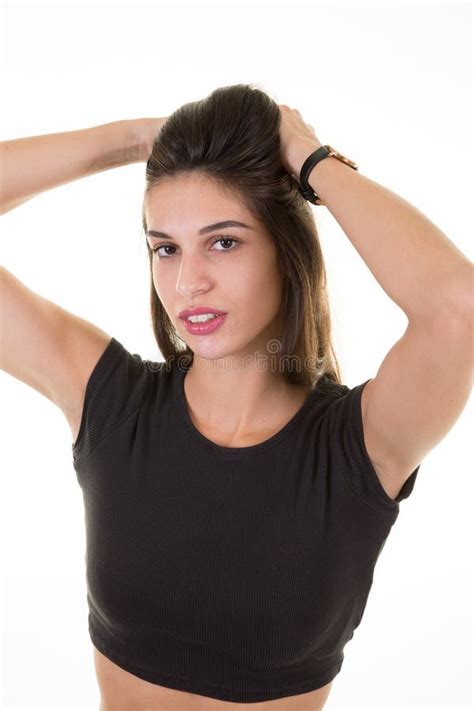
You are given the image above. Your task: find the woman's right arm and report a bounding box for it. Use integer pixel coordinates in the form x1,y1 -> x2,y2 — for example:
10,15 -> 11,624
0,119 -> 144,215
0,118 -> 152,442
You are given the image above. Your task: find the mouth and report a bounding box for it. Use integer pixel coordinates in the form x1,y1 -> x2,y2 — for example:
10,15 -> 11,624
181,312 -> 227,335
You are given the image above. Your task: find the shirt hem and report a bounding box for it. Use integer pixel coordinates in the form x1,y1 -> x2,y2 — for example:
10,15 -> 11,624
90,626 -> 343,703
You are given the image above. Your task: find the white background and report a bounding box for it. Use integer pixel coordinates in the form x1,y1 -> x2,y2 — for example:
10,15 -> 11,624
0,1 -> 472,709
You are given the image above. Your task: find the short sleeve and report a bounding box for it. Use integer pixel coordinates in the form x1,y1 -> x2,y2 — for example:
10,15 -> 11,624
327,378 -> 421,514
71,336 -> 151,462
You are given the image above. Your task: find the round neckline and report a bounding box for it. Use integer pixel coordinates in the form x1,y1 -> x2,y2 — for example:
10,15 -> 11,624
175,362 -> 321,457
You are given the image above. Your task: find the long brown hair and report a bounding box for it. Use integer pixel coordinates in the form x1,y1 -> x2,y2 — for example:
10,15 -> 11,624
141,83 -> 343,388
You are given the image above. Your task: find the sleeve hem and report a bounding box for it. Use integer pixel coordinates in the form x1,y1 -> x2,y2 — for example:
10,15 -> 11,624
340,379 -> 402,516
71,336 -> 122,459
347,378 -> 420,511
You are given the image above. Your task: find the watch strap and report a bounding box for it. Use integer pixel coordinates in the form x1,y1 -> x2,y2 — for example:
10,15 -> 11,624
298,144 -> 358,205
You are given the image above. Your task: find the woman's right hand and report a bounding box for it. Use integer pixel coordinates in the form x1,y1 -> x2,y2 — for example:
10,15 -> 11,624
135,117 -> 169,162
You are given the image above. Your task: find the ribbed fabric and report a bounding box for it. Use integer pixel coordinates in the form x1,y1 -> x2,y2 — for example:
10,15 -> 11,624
72,336 -> 420,703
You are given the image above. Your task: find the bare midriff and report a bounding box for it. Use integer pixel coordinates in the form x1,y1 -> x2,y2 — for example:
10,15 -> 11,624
94,647 -> 334,711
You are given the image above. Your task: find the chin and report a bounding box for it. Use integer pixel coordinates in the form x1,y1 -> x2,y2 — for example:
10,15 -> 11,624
181,319 -> 275,366
185,340 -> 234,364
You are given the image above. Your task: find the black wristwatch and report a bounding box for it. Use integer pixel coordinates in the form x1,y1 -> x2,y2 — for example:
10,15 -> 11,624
298,144 -> 359,205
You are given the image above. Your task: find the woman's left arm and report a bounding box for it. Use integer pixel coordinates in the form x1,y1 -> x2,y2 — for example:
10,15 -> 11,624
299,146 -> 472,323
279,104 -> 473,495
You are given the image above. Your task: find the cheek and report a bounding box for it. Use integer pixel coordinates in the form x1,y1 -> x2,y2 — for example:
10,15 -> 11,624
235,270 -> 283,323
245,260 -> 282,306
152,278 -> 174,319
152,266 -> 171,298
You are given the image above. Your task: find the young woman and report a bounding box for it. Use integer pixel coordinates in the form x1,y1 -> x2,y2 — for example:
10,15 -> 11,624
1,84 -> 472,711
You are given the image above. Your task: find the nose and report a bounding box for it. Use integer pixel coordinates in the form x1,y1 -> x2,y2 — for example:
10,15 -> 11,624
175,254 -> 212,299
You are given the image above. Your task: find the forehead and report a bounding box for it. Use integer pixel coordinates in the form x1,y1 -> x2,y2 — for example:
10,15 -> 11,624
144,174 -> 254,229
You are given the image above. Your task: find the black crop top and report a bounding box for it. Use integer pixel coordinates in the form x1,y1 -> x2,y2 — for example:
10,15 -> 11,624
72,336 -> 420,703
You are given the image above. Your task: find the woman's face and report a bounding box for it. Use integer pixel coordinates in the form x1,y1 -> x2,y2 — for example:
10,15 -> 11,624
144,174 -> 284,366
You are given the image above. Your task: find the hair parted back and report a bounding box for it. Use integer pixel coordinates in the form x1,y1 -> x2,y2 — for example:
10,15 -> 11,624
142,82 -> 344,389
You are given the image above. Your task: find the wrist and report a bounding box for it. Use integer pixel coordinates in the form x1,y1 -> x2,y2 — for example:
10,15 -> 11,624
289,140 -> 323,178
120,118 -> 149,164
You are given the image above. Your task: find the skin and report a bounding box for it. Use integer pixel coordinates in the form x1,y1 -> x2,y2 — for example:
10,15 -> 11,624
144,172 -> 312,446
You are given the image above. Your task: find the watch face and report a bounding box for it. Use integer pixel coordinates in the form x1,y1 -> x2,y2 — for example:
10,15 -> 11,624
326,145 -> 358,170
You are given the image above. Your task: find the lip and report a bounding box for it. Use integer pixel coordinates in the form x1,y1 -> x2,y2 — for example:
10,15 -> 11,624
182,313 -> 227,336
178,306 -> 227,319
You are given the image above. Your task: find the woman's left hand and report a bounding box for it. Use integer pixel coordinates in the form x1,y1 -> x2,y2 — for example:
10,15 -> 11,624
278,104 -> 322,178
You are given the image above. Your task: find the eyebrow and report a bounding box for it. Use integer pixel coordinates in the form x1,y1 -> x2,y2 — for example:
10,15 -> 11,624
146,220 -> 253,241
